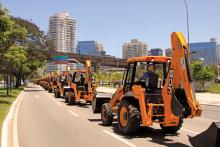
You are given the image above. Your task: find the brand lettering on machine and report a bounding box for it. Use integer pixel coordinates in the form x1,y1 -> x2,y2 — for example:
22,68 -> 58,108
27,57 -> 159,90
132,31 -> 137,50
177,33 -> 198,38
167,69 -> 174,94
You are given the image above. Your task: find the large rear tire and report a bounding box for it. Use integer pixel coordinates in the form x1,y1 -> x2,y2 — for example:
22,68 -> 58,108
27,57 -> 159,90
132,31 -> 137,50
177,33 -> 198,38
68,92 -> 76,105
117,99 -> 141,135
48,88 -> 52,93
101,103 -> 114,126
54,89 -> 60,98
65,92 -> 69,103
160,117 -> 183,134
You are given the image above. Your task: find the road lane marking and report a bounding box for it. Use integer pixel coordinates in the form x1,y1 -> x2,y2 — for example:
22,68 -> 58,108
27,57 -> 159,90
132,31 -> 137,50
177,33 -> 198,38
181,128 -> 199,134
201,116 -> 219,122
1,91 -> 24,147
56,102 -> 62,106
67,110 -> 79,117
102,130 -> 136,147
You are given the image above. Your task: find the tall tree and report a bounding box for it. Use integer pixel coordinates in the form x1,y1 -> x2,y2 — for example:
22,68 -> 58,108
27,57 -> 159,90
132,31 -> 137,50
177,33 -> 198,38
11,17 -> 53,87
0,4 -> 14,60
191,61 -> 214,91
2,45 -> 27,91
0,3 -> 27,92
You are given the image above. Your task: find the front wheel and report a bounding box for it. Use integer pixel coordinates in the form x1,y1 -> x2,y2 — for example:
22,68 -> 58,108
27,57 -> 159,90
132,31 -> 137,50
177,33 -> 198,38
117,99 -> 141,135
160,117 -> 183,134
101,103 -> 114,126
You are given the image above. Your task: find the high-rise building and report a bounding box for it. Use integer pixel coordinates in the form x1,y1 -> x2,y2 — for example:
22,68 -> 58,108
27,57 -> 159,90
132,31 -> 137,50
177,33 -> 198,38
148,48 -> 163,56
76,41 -> 106,56
47,12 -> 76,72
48,12 -> 76,53
122,39 -> 148,59
189,38 -> 218,65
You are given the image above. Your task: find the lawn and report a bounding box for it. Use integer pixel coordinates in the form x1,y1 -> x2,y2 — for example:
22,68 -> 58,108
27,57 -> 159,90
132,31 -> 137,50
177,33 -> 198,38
0,87 -> 23,147
208,84 -> 220,94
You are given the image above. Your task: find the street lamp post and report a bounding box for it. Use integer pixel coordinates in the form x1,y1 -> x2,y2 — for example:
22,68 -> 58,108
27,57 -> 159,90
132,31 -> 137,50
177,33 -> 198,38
183,0 -> 190,49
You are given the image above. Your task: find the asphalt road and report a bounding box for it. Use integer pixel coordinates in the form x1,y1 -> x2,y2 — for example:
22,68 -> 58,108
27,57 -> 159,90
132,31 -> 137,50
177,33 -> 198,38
16,84 -> 220,147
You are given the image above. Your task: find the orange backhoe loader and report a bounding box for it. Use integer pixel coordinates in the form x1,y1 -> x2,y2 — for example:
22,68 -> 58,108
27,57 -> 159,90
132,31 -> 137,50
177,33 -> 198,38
54,72 -> 70,98
34,78 -> 40,85
64,60 -> 97,105
47,73 -> 58,93
99,32 -> 202,135
39,76 -> 49,90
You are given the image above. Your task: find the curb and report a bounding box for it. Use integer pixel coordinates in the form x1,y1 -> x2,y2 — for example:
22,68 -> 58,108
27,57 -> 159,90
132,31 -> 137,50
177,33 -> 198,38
1,91 -> 24,147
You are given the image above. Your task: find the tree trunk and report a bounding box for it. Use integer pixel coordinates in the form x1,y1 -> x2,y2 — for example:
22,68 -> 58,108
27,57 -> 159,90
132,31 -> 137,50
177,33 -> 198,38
6,74 -> 9,95
22,75 -> 26,86
9,74 -> 11,92
15,74 -> 22,88
12,76 -> 14,88
201,81 -> 205,92
4,74 -> 6,88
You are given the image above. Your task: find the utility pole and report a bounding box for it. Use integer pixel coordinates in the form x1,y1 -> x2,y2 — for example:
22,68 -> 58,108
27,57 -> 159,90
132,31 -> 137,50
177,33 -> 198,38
183,0 -> 190,49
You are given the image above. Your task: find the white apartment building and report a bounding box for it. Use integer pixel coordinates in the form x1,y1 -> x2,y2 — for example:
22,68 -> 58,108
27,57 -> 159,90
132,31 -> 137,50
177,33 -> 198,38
122,39 -> 148,59
48,12 -> 76,53
47,12 -> 76,72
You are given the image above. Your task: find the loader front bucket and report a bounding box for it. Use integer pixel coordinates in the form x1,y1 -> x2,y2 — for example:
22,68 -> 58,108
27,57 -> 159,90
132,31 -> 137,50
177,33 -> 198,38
92,94 -> 111,113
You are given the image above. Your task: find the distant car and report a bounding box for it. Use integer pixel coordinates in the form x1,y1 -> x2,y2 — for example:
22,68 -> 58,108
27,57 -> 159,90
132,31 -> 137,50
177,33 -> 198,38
215,76 -> 220,83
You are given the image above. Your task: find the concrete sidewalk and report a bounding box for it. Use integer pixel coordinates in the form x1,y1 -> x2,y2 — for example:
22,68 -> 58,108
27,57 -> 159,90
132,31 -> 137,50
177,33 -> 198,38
196,93 -> 220,107
97,87 -> 220,107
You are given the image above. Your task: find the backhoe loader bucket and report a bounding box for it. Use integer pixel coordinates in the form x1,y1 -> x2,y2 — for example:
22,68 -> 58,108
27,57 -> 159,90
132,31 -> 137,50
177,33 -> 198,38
189,122 -> 220,147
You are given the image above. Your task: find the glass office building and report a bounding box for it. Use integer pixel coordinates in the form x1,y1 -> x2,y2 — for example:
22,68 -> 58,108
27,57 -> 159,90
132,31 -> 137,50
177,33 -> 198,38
189,39 -> 217,65
76,41 -> 106,56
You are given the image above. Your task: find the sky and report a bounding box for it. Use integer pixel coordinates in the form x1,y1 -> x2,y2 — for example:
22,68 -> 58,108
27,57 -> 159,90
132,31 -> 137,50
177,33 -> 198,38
1,0 -> 220,58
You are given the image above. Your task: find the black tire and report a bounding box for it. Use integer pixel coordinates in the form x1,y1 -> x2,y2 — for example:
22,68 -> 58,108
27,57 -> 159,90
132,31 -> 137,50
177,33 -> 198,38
92,97 -> 100,113
160,117 -> 183,134
54,89 -> 60,98
48,88 -> 52,93
101,103 -> 114,126
68,92 -> 75,105
65,92 -> 69,103
117,99 -> 141,135
54,88 -> 57,97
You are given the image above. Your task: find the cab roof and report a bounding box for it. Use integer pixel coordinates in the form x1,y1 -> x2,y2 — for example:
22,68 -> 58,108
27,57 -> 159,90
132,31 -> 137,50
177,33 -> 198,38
127,56 -> 171,63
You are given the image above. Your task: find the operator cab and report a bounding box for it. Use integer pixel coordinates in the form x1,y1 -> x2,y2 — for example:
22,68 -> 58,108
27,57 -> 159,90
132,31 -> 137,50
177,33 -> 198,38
72,71 -> 87,93
59,74 -> 69,86
123,56 -> 170,104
